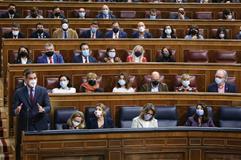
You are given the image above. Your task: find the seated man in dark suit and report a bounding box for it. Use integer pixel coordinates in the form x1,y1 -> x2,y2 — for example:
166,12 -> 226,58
96,4 -> 115,19
132,22 -> 152,39
72,43 -> 97,63
105,21 -> 127,39
0,3 -> 20,18
48,6 -> 65,19
140,71 -> 169,92
30,22 -> 50,39
3,23 -> 24,39
37,42 -> 64,64
80,21 -> 103,39
208,69 -> 236,93
169,8 -> 189,20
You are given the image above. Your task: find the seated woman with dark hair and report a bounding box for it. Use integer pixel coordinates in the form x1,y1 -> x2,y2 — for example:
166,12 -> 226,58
215,27 -> 228,39
131,103 -> 158,128
15,46 -> 32,64
79,72 -> 103,92
112,73 -> 135,93
222,9 -> 234,20
52,75 -> 76,93
161,25 -> 177,39
103,47 -> 122,63
156,47 -> 175,62
86,103 -> 114,129
65,111 -> 86,129
185,104 -> 215,127
184,25 -> 204,40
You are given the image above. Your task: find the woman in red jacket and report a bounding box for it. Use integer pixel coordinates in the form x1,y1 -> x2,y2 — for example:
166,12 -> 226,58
126,45 -> 147,63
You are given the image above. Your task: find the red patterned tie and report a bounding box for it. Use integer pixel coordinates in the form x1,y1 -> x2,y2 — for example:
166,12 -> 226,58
49,57 -> 53,64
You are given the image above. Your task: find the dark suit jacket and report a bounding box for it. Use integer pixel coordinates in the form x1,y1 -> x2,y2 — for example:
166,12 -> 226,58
0,12 -> 20,18
48,13 -> 65,19
37,53 -> 64,64
72,54 -> 97,63
13,85 -> 51,131
3,31 -> 25,39
80,30 -> 103,38
169,14 -> 189,19
105,30 -> 127,38
207,82 -> 236,93
132,31 -> 152,38
30,31 -> 50,38
86,115 -> 114,129
140,83 -> 169,92
96,12 -> 115,19
14,58 -> 32,64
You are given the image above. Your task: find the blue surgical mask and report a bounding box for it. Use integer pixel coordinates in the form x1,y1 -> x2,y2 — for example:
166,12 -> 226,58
150,15 -> 156,20
79,12 -> 85,18
118,79 -> 126,86
215,77 -> 224,85
82,50 -> 90,57
91,27 -> 97,33
182,80 -> 190,87
144,114 -> 152,121
196,109 -> 204,116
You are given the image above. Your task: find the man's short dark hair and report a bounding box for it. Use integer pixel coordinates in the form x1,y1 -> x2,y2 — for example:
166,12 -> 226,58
12,23 -> 20,28
8,4 -> 16,8
36,22 -> 43,27
24,70 -> 36,78
80,43 -> 88,50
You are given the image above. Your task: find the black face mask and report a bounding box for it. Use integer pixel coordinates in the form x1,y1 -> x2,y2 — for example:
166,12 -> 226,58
8,9 -> 15,15
88,80 -> 96,86
112,27 -> 119,33
134,51 -> 142,57
45,51 -> 54,57
37,29 -> 44,34
19,51 -> 28,58
54,12 -> 60,17
31,13 -> 37,18
152,80 -> 159,86
190,29 -> 197,35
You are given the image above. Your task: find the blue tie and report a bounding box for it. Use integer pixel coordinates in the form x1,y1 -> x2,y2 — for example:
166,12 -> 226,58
64,31 -> 67,39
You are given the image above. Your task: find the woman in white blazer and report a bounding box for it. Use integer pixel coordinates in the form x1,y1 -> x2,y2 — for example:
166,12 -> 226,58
131,103 -> 158,128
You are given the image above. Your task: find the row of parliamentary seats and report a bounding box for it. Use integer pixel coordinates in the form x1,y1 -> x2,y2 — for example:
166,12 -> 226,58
0,4 -> 240,19
2,21 -> 241,39
9,43 -> 240,64
54,103 -> 241,129
16,69 -> 237,93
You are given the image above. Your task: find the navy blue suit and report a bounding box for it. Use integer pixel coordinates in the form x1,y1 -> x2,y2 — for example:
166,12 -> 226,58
37,53 -> 64,64
105,30 -> 127,38
72,54 -> 97,63
80,30 -> 103,38
86,116 -> 114,129
13,85 -> 51,131
96,12 -> 115,19
132,31 -> 152,38
208,82 -> 236,93
3,32 -> 25,39
30,31 -> 50,39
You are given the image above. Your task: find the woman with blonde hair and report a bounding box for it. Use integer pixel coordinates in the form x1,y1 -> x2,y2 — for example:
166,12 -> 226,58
126,45 -> 147,63
131,103 -> 158,128
79,72 -> 103,92
66,111 -> 86,129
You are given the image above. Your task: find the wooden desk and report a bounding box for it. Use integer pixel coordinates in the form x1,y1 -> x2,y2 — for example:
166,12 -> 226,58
21,128 -> 241,160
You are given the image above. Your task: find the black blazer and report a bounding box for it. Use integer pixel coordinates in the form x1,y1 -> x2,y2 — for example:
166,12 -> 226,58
30,31 -> 50,38
86,115 -> 114,129
0,12 -> 20,18
80,30 -> 103,38
3,31 -> 25,39
13,85 -> 51,131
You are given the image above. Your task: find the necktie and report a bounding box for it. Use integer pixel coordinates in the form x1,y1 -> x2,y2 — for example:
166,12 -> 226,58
30,88 -> 34,105
91,33 -> 95,39
64,31 -> 67,39
115,34 -> 118,39
49,57 -> 53,64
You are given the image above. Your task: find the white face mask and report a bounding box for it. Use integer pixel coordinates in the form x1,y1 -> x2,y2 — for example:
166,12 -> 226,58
182,80 -> 190,87
28,79 -> 37,88
79,12 -> 86,18
215,77 -> 224,85
60,80 -> 68,89
62,23 -> 69,30
165,29 -> 172,35
108,51 -> 116,58
95,110 -> 102,118
12,30 -> 19,36
138,26 -> 145,32
219,33 -> 225,39
102,9 -> 109,15
144,114 -> 152,121
196,109 -> 204,116
72,120 -> 80,127
118,79 -> 126,86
